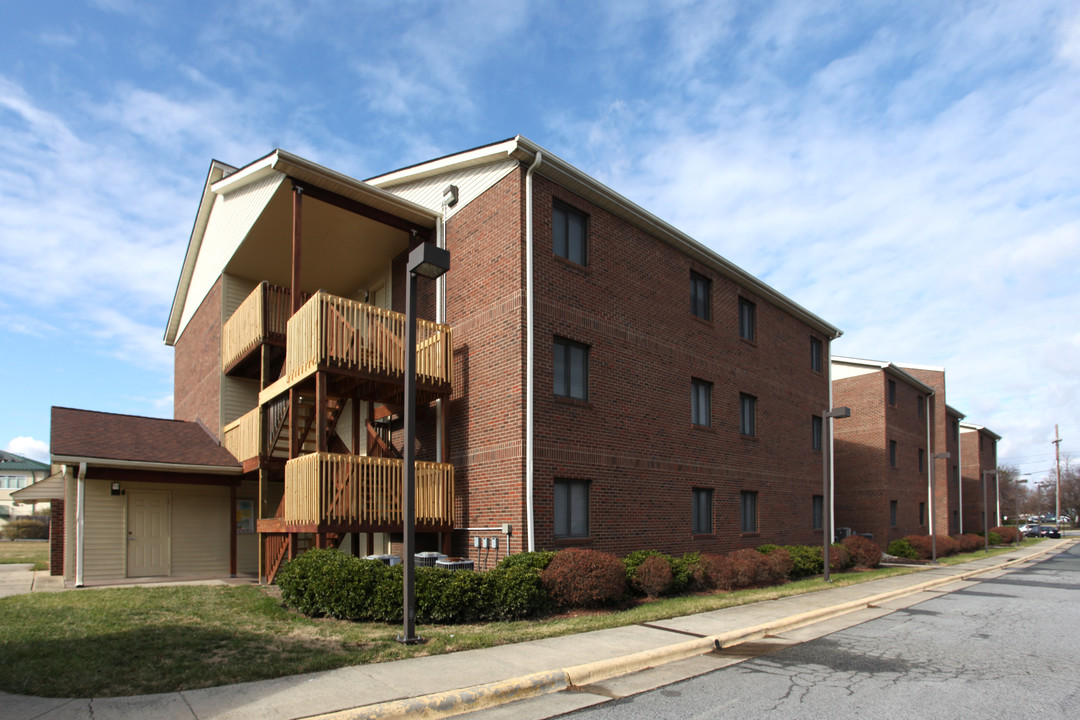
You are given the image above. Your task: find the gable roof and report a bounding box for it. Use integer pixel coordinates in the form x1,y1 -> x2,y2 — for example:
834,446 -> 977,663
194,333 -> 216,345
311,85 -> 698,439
50,407 -> 241,473
0,450 -> 49,472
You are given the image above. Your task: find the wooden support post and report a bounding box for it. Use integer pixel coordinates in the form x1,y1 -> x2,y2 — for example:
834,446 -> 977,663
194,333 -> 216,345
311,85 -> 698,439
316,372 -> 328,453
291,184 -> 303,315
352,391 -> 362,456
288,533 -> 299,560
364,532 -> 373,556
289,388 -> 299,460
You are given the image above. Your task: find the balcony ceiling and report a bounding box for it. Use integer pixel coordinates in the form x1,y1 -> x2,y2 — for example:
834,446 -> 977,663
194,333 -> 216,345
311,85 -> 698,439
225,182 -> 408,296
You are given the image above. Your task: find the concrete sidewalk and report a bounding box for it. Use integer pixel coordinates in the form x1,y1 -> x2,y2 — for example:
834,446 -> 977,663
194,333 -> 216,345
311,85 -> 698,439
1,540 -> 1072,720
0,564 -> 64,598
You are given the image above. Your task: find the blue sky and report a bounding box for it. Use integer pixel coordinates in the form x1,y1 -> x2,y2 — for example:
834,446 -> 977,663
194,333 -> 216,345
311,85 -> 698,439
1,1 -> 1077,482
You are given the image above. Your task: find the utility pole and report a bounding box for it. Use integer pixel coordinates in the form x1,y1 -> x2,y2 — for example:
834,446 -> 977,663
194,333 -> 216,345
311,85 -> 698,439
1053,424 -> 1062,530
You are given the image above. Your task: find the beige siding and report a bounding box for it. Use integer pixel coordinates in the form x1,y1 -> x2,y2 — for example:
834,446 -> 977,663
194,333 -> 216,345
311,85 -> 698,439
171,485 -> 230,577
82,478 -> 126,583
222,273 -> 259,323
379,159 -> 517,221
177,174 -> 285,339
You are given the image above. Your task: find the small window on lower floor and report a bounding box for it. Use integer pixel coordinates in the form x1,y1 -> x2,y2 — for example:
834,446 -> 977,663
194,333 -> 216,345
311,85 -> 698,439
692,488 -> 713,534
890,500 -> 898,527
812,415 -> 823,451
813,494 -> 823,530
740,490 -> 758,533
554,479 -> 589,538
919,502 -> 926,526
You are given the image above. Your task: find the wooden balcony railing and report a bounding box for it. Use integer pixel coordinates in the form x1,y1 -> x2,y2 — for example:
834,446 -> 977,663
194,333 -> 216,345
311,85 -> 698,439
222,406 -> 262,462
222,282 -> 294,372
284,452 -> 453,528
285,292 -> 452,390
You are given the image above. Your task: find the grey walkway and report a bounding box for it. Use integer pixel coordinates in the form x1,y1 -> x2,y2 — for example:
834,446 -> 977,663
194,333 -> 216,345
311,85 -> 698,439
0,540 -> 1072,720
0,564 -> 64,598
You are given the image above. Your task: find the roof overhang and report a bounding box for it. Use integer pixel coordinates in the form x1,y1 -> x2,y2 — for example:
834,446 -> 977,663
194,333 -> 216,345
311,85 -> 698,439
959,422 -> 1002,440
946,404 -> 966,419
51,455 -> 242,476
10,472 -> 64,503
370,135 -> 842,340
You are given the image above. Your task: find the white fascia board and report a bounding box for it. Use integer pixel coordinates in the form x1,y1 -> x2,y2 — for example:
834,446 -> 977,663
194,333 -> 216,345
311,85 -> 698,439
895,361 -> 947,372
958,422 -> 1002,440
372,135 -> 842,339
946,404 -> 967,419
164,160 -> 237,346
51,455 -> 242,475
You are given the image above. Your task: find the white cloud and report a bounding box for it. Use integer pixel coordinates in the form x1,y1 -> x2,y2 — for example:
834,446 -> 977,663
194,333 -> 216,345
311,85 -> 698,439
4,436 -> 49,463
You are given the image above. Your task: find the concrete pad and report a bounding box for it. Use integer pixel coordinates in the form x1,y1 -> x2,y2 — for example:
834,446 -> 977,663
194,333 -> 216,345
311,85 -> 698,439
0,564 -> 35,597
774,606 -> 895,642
0,691 -> 79,720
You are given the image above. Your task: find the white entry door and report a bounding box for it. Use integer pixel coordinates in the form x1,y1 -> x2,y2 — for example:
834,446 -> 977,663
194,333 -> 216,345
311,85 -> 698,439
127,491 -> 170,577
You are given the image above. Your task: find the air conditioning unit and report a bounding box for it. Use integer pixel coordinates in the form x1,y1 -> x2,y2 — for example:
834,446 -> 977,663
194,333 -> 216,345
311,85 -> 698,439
365,554 -> 401,566
435,557 -> 475,571
415,552 -> 447,567
835,527 -> 854,540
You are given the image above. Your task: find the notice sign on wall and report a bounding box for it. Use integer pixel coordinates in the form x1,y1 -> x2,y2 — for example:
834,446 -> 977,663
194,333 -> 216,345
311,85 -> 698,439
236,499 -> 254,534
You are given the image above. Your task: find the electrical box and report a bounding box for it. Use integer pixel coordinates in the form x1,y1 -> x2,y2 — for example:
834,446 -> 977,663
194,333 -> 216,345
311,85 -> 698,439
482,537 -> 489,549
473,537 -> 480,548
501,523 -> 512,535
491,537 -> 498,549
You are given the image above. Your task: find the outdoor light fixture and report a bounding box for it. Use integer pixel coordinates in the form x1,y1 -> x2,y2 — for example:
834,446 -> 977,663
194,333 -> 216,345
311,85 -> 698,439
930,452 -> 950,561
822,406 -> 851,582
399,238 -> 450,646
110,482 -> 122,496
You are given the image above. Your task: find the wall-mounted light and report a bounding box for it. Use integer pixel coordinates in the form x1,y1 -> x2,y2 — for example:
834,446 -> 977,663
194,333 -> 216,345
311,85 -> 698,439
443,184 -> 459,207
111,482 -> 122,496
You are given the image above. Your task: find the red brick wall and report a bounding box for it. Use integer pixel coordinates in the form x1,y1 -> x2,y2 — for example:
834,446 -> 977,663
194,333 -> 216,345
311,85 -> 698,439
50,499 -> 64,576
833,371 -> 930,545
441,167 -> 832,564
961,430 -> 998,531
901,368 -> 952,536
174,277 -> 223,438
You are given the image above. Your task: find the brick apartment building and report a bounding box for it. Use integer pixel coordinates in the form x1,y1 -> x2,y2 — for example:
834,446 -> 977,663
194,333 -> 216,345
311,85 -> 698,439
960,422 -> 1001,532
830,357 -> 937,545
47,136 -> 845,584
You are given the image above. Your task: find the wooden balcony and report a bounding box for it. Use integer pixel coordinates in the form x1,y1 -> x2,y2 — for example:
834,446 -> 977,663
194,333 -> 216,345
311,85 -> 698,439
222,282 -> 294,374
283,452 -> 453,530
222,406 -> 262,463
285,291 -> 453,393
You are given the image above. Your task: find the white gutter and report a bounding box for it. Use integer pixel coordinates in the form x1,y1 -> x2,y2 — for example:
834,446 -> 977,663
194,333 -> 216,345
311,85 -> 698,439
957,424 -> 964,534
827,338 -> 835,535
51,456 -> 242,475
525,150 -> 543,552
76,462 -> 86,588
436,196 -> 448,464
927,389 -> 935,540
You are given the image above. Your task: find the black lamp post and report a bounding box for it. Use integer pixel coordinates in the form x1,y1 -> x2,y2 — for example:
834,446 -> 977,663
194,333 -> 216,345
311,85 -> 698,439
398,240 -> 450,645
822,406 -> 851,582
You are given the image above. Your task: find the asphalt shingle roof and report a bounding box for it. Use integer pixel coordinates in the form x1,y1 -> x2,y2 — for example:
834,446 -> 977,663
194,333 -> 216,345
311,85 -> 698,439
0,450 -> 49,471
50,407 -> 240,468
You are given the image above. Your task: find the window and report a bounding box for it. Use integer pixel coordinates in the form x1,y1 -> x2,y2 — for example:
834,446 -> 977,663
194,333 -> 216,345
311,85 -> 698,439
554,479 -> 589,538
553,201 -> 587,265
919,448 -> 925,472
738,297 -> 756,341
952,464 -> 959,484
887,379 -> 897,406
0,475 -> 27,489
553,337 -> 588,400
917,395 -> 925,419
919,502 -> 926,525
692,488 -> 713,534
953,419 -> 960,443
739,393 -> 757,437
889,440 -> 897,467
690,271 -> 711,320
691,379 -> 712,426
812,415 -> 823,451
810,337 -> 823,372
890,500 -> 898,527
813,495 -> 823,530
740,491 -> 758,533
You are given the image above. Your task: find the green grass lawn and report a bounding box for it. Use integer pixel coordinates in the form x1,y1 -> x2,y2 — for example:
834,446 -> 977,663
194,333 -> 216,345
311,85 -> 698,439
0,541 -> 48,570
0,543 -> 1038,699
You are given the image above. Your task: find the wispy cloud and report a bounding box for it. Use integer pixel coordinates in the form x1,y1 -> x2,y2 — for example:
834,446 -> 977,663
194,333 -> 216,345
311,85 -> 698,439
4,436 -> 49,463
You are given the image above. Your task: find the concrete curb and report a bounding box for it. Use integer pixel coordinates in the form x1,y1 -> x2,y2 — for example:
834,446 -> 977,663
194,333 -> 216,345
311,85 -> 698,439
324,539 -> 1071,720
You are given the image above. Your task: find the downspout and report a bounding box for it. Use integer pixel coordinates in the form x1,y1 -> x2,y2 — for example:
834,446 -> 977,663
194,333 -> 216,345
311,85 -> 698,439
76,461 -> 86,587
957,423 -> 963,534
525,150 -> 542,552
927,389 -> 936,560
436,200 -> 448,464
827,338 -> 835,536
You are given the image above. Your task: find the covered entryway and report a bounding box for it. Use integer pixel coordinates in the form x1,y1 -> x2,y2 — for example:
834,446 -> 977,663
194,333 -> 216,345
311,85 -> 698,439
127,491 -> 170,577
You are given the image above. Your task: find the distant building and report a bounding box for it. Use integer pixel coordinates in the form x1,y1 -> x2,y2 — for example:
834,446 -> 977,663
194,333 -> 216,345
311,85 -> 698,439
0,450 -> 49,525
959,422 -> 1001,531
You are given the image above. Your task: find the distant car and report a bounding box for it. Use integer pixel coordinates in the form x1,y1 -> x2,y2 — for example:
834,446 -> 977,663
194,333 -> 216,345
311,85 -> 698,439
1059,516 -> 1071,525
1024,525 -> 1046,538
1041,526 -> 1061,538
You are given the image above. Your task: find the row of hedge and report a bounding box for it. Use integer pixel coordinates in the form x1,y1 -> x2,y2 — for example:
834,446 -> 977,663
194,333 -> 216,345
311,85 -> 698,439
277,535 -> 884,624
886,527 -> 1018,560
0,518 -> 48,541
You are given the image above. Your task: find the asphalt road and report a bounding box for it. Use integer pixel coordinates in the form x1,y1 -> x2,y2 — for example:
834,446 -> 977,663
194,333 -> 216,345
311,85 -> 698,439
559,544 -> 1080,719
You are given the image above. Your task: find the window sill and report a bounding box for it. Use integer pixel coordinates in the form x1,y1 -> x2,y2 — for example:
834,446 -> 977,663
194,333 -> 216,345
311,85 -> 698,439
739,336 -> 757,347
552,537 -> 592,546
692,423 -> 716,432
553,254 -> 590,274
740,532 -> 760,538
691,314 -> 713,326
554,396 -> 592,409
691,533 -> 714,540
740,433 -> 758,441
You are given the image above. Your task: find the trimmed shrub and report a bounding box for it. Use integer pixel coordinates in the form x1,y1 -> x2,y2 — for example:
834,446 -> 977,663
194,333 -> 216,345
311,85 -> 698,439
1,518 -> 48,540
987,531 -> 1003,546
842,535 -> 882,568
631,555 -> 674,597
728,549 -> 772,588
670,552 -> 701,593
936,535 -> 958,556
698,553 -> 735,591
826,543 -> 852,572
887,538 -> 919,560
954,534 -> 982,553
761,546 -> 794,581
903,535 -> 933,560
276,549 -> 393,620
991,526 -> 1019,543
487,565 -> 551,620
497,550 -> 557,572
623,550 -> 665,583
541,548 -> 627,608
785,545 -> 824,578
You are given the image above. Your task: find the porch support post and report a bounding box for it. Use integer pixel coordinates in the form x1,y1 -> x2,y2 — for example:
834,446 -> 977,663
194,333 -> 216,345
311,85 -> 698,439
289,389 -> 299,459
316,372 -> 328,453
229,484 -> 237,577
